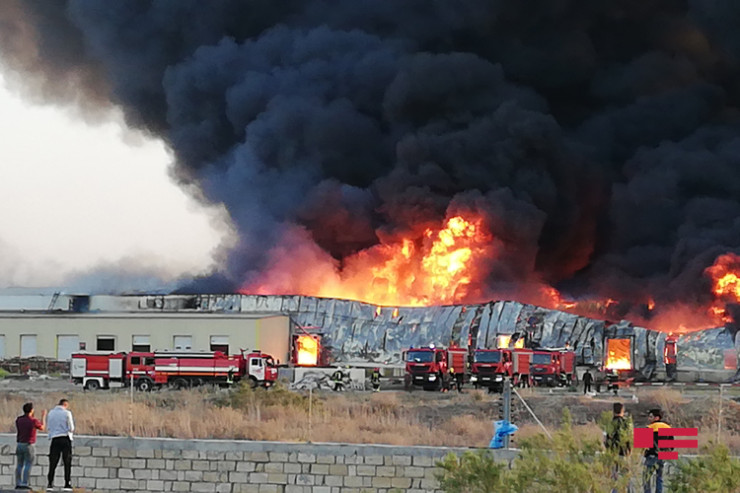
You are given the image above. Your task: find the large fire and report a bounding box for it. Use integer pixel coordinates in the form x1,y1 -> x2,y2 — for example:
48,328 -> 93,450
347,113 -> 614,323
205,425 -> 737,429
705,252 -> 740,325
245,214 -> 493,307
244,211 -> 740,336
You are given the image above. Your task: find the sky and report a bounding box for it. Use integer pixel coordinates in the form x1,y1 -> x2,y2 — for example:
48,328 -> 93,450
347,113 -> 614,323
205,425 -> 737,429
0,69 -> 231,290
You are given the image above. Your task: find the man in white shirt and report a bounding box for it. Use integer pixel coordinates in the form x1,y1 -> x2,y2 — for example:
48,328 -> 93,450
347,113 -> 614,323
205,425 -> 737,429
46,399 -> 74,491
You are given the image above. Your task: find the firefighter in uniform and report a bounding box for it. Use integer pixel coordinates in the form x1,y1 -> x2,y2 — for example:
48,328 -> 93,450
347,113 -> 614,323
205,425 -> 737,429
371,368 -> 381,392
331,369 -> 345,391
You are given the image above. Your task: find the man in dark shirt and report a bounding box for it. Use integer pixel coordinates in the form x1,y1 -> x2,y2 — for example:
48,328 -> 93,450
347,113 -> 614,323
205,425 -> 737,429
15,402 -> 46,490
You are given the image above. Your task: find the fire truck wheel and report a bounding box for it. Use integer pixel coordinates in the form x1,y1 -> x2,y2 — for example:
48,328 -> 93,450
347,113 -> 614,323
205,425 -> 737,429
84,379 -> 100,391
136,378 -> 153,392
249,376 -> 258,389
172,378 -> 188,390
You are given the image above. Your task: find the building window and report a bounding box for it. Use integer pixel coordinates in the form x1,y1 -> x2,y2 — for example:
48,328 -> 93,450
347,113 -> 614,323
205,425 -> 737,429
132,335 -> 151,352
173,335 -> 192,351
210,336 -> 229,354
20,335 -> 37,357
97,336 -> 116,352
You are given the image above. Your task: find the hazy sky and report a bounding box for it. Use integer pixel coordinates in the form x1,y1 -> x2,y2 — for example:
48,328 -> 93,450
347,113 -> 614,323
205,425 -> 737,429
0,70 -> 231,289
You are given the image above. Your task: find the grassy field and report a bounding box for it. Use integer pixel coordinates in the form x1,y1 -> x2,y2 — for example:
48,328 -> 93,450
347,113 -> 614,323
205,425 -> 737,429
1,385 -> 738,452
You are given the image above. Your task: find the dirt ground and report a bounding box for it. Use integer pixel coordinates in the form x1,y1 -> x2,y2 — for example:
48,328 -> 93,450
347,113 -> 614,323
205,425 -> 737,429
0,375 -> 738,451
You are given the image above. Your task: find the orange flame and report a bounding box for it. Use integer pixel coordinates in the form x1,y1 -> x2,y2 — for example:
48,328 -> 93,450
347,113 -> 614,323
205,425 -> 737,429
605,338 -> 632,370
705,253 -> 740,324
244,214 -> 492,307
295,335 -> 319,366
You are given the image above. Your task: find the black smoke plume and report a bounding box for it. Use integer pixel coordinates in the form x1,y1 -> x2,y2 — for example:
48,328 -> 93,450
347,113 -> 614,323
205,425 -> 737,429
4,0 -> 740,323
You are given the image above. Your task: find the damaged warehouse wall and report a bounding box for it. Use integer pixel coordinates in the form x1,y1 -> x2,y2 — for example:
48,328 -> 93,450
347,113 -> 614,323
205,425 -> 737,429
88,295 -> 740,378
1,294 -> 738,379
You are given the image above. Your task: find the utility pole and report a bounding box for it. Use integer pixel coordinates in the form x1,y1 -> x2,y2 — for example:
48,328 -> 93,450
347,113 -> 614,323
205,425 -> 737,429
502,379 -> 512,449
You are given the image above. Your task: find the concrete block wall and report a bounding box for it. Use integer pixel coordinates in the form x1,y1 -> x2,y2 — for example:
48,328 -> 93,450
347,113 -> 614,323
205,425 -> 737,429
0,435 -> 517,492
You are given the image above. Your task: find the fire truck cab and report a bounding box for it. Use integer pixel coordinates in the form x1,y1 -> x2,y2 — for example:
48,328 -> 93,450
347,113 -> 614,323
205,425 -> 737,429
530,349 -> 576,387
404,345 -> 467,391
470,349 -> 512,392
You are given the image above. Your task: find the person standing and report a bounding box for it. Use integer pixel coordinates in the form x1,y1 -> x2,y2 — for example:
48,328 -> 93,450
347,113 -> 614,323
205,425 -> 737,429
331,369 -> 345,392
583,369 -> 593,395
370,368 -> 381,392
643,408 -> 671,493
605,402 -> 633,493
15,402 -> 46,490
47,398 -> 75,491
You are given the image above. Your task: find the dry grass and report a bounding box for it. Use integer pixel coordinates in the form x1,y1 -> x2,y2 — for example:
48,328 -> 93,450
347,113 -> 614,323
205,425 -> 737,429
1,386 -> 738,452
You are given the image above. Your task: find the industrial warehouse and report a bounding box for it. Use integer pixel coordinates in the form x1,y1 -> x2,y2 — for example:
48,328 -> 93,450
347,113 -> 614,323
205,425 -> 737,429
0,292 -> 736,386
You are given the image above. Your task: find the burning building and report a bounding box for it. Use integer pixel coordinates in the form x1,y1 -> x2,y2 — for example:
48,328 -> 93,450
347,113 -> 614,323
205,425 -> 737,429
4,2 -> 740,382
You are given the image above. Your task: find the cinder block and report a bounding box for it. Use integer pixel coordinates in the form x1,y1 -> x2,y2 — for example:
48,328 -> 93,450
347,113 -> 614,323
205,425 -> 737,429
295,474 -> 314,486
236,462 -> 256,473
324,475 -> 342,487
120,478 -> 141,489
267,473 -> 288,484
392,455 -> 412,466
404,466 -> 425,478
413,456 -> 433,467
217,460 -> 236,472
103,457 -> 122,468
316,455 -> 335,464
250,472 -> 269,484
310,464 -> 329,475
297,453 -> 316,463
92,447 -> 111,457
328,464 -> 347,476
85,466 -> 109,478
265,462 -> 284,473
147,479 -> 165,490
343,475 -> 363,487
391,477 -> 412,488
269,452 -> 289,462
284,463 -> 301,474
225,451 -> 243,461
376,466 -> 395,477
356,465 -> 376,476
147,458 -> 166,469
258,485 -> 281,493
193,460 -> 210,471
75,446 -> 92,456
79,456 -> 101,467
363,455 -> 384,465
123,458 -> 147,469
172,481 -> 191,492
95,478 -> 121,489
229,471 -> 249,483
184,470 -> 204,481
174,459 -> 193,470
191,482 -> 217,493
372,476 -> 392,488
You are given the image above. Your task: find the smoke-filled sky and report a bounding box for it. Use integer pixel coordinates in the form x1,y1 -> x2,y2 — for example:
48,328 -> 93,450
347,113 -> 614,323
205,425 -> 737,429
5,1 -> 740,320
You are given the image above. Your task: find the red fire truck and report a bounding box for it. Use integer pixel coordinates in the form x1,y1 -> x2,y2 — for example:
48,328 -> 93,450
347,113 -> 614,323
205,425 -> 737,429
530,349 -> 576,387
471,348 -> 510,391
403,345 -> 467,391
470,348 -> 534,391
70,350 -> 277,391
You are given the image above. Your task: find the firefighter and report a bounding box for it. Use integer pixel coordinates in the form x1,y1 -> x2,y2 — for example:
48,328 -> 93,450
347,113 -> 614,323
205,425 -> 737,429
449,367 -> 456,392
226,368 -> 234,385
331,368 -> 345,392
370,368 -> 381,392
454,367 -> 464,393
